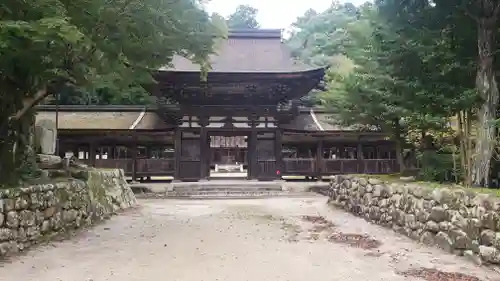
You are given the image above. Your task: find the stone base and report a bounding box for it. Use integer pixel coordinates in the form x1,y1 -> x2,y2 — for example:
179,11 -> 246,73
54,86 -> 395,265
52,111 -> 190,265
0,168 -> 137,257
320,175 -> 500,266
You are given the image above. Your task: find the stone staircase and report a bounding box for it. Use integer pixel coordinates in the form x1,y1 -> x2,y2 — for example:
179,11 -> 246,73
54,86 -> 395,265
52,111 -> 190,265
132,180 -> 322,199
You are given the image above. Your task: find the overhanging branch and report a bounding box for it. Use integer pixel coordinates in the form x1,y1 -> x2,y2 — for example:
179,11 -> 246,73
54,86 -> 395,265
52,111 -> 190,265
462,0 -> 480,23
11,88 -> 48,121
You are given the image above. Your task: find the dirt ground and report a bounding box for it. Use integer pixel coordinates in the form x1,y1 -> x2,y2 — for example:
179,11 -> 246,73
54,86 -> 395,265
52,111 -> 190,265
1,196 -> 499,281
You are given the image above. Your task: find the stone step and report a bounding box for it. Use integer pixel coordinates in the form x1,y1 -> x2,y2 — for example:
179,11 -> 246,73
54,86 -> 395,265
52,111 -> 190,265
136,190 -> 318,199
171,181 -> 283,192
172,186 -> 283,192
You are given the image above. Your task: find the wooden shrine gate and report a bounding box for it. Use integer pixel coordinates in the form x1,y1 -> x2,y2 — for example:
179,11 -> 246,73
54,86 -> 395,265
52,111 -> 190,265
175,131 -> 202,181
248,131 -> 282,181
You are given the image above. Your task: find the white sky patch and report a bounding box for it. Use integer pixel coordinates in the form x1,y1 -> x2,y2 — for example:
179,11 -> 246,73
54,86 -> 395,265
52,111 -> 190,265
206,0 -> 369,29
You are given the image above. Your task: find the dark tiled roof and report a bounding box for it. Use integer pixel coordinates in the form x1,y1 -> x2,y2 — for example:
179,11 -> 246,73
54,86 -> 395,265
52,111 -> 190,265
282,110 -> 379,132
36,111 -> 170,130
160,29 -> 318,73
134,112 -> 171,130
35,106 -> 377,132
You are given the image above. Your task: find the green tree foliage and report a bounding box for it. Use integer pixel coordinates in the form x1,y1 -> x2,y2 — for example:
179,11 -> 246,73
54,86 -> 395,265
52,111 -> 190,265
286,2 -> 359,106
375,0 -> 500,187
226,4 -> 260,29
0,0 -> 226,185
287,1 -> 485,183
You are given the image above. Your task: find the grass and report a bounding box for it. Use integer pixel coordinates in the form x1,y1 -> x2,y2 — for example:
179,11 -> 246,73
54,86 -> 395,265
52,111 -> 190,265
352,173 -> 500,198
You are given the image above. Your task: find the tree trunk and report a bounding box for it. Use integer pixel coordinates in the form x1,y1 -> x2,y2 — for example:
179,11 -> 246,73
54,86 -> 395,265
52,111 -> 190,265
392,119 -> 406,173
472,21 -> 499,187
0,89 -> 46,186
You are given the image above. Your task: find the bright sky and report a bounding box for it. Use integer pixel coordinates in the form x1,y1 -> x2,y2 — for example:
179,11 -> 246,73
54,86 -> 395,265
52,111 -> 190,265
206,0 -> 367,29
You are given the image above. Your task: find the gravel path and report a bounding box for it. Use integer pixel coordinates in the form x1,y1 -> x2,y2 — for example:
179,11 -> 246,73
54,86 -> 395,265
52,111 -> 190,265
1,196 -> 499,281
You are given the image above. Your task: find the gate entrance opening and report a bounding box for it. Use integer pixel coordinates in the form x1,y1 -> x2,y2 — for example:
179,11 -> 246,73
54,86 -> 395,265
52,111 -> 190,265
209,134 -> 248,179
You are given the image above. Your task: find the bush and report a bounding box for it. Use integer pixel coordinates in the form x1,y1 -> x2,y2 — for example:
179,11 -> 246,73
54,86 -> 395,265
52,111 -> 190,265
417,150 -> 461,183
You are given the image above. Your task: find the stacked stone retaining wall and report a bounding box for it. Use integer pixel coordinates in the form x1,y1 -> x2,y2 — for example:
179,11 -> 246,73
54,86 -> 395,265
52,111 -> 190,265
318,175 -> 500,265
0,169 -> 137,257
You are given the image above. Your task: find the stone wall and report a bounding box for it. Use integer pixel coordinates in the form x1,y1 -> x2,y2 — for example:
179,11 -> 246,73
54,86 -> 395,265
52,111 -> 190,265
320,175 -> 500,265
0,169 -> 137,257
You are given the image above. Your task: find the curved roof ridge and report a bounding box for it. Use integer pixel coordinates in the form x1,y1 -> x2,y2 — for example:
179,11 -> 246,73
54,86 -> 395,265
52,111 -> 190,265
129,108 -> 146,129
309,108 -> 324,131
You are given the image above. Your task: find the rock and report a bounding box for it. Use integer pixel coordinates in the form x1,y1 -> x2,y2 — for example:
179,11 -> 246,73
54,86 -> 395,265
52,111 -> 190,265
481,211 -> 499,230
320,176 -> 500,265
448,229 -> 471,249
472,194 -> 496,211
435,231 -> 453,253
420,231 -> 435,246
450,190 -> 469,209
399,176 -> 415,182
3,199 -> 15,212
18,210 -> 36,227
464,250 -> 482,265
416,210 -> 430,223
471,240 -> 480,254
372,185 -> 383,197
0,168 -> 136,258
494,232 -> 500,249
480,230 -> 496,246
44,207 -> 57,218
379,199 -> 389,208
41,220 -> 51,233
351,181 -> 359,191
462,218 -> 481,241
429,206 -> 447,222
438,221 -> 451,232
341,179 -> 351,189
0,228 -> 13,241
432,189 -> 452,204
29,193 -> 42,210
405,214 -> 419,230
358,178 -> 368,186
6,211 -> 19,228
0,243 -> 9,256
450,211 -> 467,228
479,245 -> 500,263
34,118 -> 57,155
36,154 -> 62,169
425,221 -> 440,233
368,178 -> 382,185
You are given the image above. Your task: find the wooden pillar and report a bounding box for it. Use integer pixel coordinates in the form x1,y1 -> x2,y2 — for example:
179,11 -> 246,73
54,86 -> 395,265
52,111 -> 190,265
130,135 -> 138,181
248,129 -> 257,179
315,139 -> 323,180
357,142 -> 364,173
199,117 -> 209,180
275,129 -> 283,178
72,145 -> 78,159
89,142 -> 96,167
174,129 -> 181,180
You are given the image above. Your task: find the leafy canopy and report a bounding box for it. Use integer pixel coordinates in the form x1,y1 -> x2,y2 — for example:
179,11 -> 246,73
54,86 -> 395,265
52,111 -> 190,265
0,0 -> 226,107
226,4 -> 260,29
0,0 -> 226,185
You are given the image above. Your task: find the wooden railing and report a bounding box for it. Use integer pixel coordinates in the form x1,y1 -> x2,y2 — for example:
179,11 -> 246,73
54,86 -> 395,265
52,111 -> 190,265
83,158 -> 398,178
137,158 -> 175,176
94,159 -> 132,171
256,159 -> 278,179
283,158 -> 398,175
283,158 -> 316,175
84,158 -> 175,176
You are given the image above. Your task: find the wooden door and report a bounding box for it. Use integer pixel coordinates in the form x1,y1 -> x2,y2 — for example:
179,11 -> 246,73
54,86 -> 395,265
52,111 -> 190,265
255,132 -> 278,181
177,131 -> 202,181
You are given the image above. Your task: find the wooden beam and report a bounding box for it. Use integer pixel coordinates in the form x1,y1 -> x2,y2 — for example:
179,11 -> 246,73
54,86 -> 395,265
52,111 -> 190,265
316,140 -> 323,180
174,129 -> 181,180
